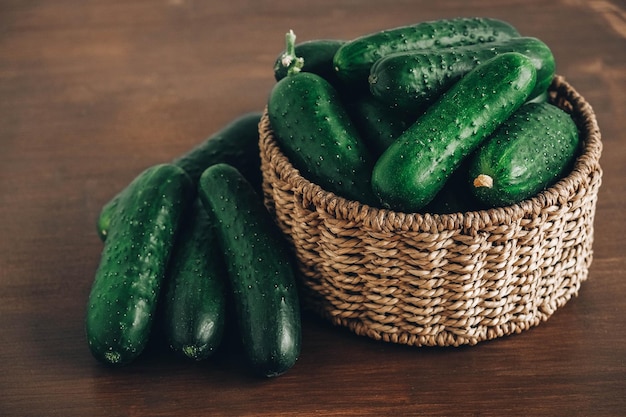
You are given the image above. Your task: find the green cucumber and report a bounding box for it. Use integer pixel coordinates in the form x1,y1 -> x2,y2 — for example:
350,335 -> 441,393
334,17 -> 520,86
272,31 -> 414,159
274,34 -> 345,87
98,112 -> 262,241
86,163 -> 193,366
526,89 -> 549,104
343,91 -> 418,157
198,163 -> 301,378
371,52 -> 537,212
422,159 -> 481,214
171,111 -> 263,190
469,102 -> 580,207
267,71 -> 377,205
96,193 -> 121,241
369,36 -> 555,111
162,199 -> 227,360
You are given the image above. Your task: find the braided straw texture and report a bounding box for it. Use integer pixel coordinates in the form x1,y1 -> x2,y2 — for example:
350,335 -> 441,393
259,75 -> 602,347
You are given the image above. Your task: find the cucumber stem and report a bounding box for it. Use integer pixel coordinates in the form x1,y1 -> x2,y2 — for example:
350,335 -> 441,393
279,30 -> 304,76
473,174 -> 494,188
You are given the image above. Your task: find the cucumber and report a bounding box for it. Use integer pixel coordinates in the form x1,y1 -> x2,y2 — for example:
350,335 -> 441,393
525,89 -> 549,104
469,102 -> 580,207
96,193 -> 121,241
86,163 -> 193,366
371,52 -> 537,212
369,36 -> 555,111
267,71 -> 377,205
422,159 -> 481,214
162,199 -> 227,360
97,112 -> 262,241
343,91 -> 418,157
171,111 -> 263,190
334,17 -> 520,86
274,36 -> 345,87
198,163 -> 301,377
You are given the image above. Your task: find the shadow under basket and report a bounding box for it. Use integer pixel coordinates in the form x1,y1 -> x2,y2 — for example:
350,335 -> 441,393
259,75 -> 603,347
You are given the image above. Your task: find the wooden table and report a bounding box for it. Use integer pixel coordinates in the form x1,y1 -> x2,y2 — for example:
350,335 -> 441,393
2,1 -> 625,416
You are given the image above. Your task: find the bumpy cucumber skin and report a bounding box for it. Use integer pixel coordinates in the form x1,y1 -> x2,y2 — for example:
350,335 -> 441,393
274,39 -> 345,86
268,72 -> 377,205
469,102 -> 580,207
198,163 -> 301,378
86,163 -> 193,366
343,92 -> 418,157
97,112 -> 262,241
334,17 -> 520,85
369,37 -> 555,111
372,52 -> 537,212
163,199 -> 227,361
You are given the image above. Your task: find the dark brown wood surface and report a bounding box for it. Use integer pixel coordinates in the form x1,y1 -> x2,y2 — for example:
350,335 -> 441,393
1,1 -> 625,416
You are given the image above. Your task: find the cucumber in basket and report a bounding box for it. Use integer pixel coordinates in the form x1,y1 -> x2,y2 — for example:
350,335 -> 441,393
333,16 -> 521,86
198,163 -> 301,377
369,36 -> 555,112
274,33 -> 345,87
371,52 -> 537,212
469,102 -> 580,207
86,163 -> 193,366
268,32 -> 378,205
273,31 -> 415,159
342,91 -> 418,157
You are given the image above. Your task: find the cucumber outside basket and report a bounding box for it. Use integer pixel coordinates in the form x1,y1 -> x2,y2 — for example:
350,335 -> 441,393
258,75 -> 602,347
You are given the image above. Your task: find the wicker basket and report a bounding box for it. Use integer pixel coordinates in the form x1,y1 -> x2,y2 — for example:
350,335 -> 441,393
259,75 -> 602,347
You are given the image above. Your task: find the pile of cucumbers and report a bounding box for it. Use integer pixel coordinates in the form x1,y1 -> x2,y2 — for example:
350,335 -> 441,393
85,17 -> 581,377
86,114 -> 301,377
269,17 -> 580,212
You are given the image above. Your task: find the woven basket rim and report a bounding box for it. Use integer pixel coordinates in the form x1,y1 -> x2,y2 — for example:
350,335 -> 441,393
259,75 -> 602,234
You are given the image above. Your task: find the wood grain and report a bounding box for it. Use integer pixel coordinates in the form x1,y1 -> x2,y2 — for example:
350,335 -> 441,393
1,1 -> 625,416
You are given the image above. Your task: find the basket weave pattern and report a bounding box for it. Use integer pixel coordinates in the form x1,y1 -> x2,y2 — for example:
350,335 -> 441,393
259,76 -> 602,347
